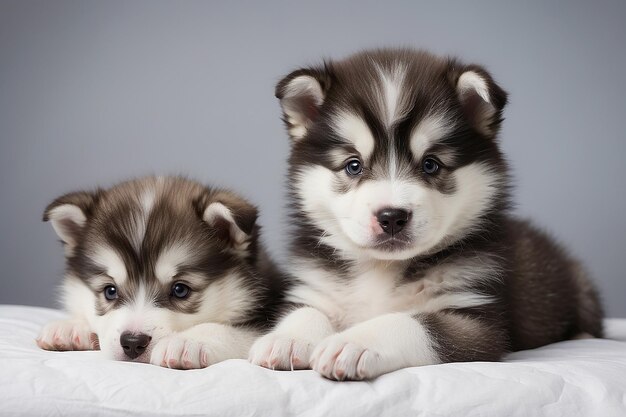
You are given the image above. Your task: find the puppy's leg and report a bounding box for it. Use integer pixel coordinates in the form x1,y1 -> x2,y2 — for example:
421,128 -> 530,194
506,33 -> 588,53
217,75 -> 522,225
311,311 -> 505,380
36,319 -> 99,351
150,323 -> 258,370
248,307 -> 334,370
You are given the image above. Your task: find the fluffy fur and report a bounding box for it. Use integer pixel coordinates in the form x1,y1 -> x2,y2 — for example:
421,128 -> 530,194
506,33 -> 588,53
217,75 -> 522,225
249,49 -> 604,380
38,176 -> 286,369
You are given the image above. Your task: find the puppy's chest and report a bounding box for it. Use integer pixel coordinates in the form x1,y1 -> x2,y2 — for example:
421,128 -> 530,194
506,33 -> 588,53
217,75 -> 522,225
291,265 -> 448,331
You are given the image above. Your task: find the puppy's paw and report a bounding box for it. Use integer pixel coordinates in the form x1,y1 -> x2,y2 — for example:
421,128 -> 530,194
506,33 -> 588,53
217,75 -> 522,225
311,332 -> 397,380
149,336 -> 214,370
311,314 -> 439,380
248,333 -> 315,370
36,319 -> 98,351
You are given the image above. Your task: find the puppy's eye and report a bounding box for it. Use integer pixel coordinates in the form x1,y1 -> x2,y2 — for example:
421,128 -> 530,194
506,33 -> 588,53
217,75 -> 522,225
104,285 -> 118,301
345,159 -> 363,176
171,282 -> 191,299
422,157 -> 440,175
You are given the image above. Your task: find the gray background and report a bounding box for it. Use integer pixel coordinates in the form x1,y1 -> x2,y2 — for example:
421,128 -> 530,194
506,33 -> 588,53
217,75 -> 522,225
1,0 -> 625,316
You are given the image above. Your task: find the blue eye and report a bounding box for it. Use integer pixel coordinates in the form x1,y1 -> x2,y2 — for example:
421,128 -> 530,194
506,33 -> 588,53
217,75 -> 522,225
104,285 -> 118,301
171,283 -> 190,299
345,159 -> 363,176
422,158 -> 440,175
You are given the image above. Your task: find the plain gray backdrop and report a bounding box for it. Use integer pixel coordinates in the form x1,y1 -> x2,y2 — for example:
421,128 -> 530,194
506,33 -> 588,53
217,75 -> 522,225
1,1 -> 625,316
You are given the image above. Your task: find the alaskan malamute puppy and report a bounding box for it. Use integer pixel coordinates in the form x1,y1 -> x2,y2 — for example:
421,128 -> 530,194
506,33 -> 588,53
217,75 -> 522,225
38,176 -> 285,369
249,49 -> 603,380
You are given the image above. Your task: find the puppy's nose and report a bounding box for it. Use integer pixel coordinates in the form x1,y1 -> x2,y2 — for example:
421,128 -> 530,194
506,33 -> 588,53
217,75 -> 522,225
376,208 -> 410,235
120,331 -> 151,359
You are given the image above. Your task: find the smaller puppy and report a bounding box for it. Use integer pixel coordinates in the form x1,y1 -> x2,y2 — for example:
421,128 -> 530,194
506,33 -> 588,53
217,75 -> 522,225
37,176 -> 285,369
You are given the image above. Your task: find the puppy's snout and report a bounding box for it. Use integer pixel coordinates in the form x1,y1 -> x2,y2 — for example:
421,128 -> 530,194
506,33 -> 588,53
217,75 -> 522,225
120,331 -> 151,359
376,208 -> 411,235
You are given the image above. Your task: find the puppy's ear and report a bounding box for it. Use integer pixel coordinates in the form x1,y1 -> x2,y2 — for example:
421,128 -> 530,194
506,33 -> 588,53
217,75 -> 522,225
43,191 -> 98,253
196,190 -> 258,253
450,63 -> 508,137
275,64 -> 332,141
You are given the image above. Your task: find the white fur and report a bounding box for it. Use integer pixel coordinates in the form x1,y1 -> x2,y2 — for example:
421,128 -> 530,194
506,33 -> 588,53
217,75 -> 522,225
91,246 -> 128,284
287,258 -> 498,331
375,62 -> 409,126
60,275 -> 98,330
37,276 -> 99,351
203,202 -> 249,250
281,75 -> 325,140
287,261 -> 406,330
284,75 -> 324,105
375,63 -> 409,181
457,71 -> 497,135
249,307 -> 334,370
331,112 -> 375,160
154,242 -> 193,284
150,323 -> 258,369
311,313 -> 439,380
47,204 -> 87,254
130,185 -> 157,252
36,319 -> 96,351
433,163 -> 504,246
457,71 -> 490,103
196,273 -> 259,325
410,113 -> 455,160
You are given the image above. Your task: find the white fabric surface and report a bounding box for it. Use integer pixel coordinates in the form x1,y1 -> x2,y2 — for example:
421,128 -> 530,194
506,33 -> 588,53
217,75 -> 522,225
1,305 -> 625,417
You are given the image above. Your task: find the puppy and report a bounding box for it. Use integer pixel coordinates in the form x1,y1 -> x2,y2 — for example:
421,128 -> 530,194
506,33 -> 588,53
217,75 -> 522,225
249,49 -> 604,380
37,176 -> 285,369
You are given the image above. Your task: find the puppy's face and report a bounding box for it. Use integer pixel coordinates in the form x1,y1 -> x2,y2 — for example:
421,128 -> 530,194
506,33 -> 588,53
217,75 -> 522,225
279,50 -> 509,261
45,177 -> 259,362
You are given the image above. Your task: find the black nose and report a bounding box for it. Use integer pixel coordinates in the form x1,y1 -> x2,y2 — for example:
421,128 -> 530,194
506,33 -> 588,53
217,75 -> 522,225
376,208 -> 410,235
120,331 -> 151,359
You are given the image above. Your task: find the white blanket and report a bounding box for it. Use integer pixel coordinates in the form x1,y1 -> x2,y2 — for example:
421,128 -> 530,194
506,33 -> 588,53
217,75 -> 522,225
1,305 -> 625,417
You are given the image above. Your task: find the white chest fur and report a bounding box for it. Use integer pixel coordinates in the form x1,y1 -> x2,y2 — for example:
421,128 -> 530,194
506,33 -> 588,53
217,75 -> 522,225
287,259 -> 495,331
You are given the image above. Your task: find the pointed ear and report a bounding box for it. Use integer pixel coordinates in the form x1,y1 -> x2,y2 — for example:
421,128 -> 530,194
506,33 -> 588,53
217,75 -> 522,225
43,191 -> 98,253
451,64 -> 508,137
275,65 -> 332,141
195,189 -> 258,253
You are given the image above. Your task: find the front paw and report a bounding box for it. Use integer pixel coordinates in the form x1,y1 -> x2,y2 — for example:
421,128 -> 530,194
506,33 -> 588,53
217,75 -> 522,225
149,336 -> 214,369
311,333 -> 384,381
36,319 -> 98,351
248,333 -> 315,370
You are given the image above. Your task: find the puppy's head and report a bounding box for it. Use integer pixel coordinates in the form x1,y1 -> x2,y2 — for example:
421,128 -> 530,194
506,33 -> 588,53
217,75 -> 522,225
278,49 -> 509,261
44,177 -> 259,362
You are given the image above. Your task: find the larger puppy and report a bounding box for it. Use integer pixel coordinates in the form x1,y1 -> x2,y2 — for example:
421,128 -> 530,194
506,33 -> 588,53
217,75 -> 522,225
38,176 -> 285,368
249,49 -> 603,380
